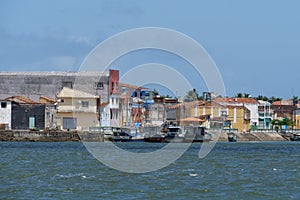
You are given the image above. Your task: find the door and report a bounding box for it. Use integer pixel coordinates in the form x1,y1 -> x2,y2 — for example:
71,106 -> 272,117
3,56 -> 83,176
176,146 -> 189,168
29,116 -> 35,129
63,117 -> 77,130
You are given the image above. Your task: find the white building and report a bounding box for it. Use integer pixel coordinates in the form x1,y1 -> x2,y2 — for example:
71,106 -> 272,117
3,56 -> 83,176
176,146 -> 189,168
0,100 -> 12,130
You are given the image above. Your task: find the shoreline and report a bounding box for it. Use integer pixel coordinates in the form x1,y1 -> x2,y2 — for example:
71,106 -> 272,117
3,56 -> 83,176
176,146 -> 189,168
0,130 -> 291,142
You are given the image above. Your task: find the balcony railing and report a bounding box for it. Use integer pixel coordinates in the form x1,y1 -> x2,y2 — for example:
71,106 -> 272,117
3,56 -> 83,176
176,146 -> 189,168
258,113 -> 272,118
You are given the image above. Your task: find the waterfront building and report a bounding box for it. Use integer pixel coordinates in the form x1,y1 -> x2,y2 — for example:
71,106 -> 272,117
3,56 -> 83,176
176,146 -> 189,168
193,101 -> 250,132
118,83 -> 148,127
0,70 -> 122,128
271,103 -> 297,121
293,109 -> 300,129
167,100 -> 251,132
2,96 -> 56,130
0,70 -> 118,108
258,100 -> 272,129
56,87 -> 100,130
215,98 -> 258,130
144,97 -> 178,126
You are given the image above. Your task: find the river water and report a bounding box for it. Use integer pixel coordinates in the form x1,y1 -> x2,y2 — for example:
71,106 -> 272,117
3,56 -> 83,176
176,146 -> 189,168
0,142 -> 299,199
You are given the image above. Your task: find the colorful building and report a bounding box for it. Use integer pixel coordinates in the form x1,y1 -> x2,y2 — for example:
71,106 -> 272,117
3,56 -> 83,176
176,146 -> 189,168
294,109 -> 300,129
167,100 -> 251,132
215,98 -> 258,130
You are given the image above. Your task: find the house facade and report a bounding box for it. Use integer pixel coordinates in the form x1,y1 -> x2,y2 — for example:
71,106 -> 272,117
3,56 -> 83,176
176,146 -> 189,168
215,98 -> 258,129
167,100 -> 251,132
294,109 -> 300,129
194,102 -> 250,132
56,87 -> 100,131
258,100 -> 272,129
1,96 -> 56,130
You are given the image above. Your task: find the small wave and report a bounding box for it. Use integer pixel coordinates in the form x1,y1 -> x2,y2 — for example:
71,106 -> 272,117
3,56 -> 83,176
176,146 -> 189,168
54,173 -> 87,179
189,173 -> 198,177
183,169 -> 195,172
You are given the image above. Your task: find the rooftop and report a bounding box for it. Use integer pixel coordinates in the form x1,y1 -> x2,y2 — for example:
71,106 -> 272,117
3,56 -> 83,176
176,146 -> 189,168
5,96 -> 39,104
57,87 -> 99,98
0,71 -> 109,77
215,98 -> 258,104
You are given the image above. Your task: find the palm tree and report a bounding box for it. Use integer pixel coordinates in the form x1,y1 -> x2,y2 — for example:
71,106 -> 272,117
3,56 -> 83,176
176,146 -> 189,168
185,89 -> 198,101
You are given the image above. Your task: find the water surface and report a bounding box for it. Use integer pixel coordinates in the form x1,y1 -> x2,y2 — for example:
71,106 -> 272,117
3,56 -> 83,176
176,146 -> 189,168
0,142 -> 299,199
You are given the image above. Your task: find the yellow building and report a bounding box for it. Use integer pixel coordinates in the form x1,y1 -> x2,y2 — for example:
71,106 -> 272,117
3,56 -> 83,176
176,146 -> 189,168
189,101 -> 251,132
294,110 -> 300,129
57,87 -> 100,131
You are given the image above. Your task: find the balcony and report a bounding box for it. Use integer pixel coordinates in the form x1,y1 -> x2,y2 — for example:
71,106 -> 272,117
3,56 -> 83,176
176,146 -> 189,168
244,112 -> 251,120
258,112 -> 272,118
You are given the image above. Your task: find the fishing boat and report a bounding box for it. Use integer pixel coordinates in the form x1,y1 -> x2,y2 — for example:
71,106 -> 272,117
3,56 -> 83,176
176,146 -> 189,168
144,133 -> 166,142
164,126 -> 185,143
113,128 -> 132,142
184,126 -> 212,142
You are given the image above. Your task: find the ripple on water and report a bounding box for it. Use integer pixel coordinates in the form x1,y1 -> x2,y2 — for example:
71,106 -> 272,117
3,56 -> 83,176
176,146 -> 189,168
0,142 -> 299,200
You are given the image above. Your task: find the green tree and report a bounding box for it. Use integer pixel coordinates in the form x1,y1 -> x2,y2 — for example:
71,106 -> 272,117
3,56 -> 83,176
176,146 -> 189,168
185,89 -> 200,101
244,93 -> 251,98
235,93 -> 243,98
271,118 -> 295,130
270,96 -> 282,102
256,95 -> 269,101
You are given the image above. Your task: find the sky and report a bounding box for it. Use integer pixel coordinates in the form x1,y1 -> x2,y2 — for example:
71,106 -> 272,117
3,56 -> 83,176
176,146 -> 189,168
0,0 -> 300,98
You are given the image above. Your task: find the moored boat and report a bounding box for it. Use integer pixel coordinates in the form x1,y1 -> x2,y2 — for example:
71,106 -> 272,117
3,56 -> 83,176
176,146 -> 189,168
164,126 -> 185,143
290,133 -> 300,141
184,126 -> 212,143
227,132 -> 237,142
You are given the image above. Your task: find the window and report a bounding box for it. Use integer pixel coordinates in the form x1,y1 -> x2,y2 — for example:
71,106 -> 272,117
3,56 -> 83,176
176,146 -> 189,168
95,82 -> 104,89
81,101 -> 89,108
1,102 -> 7,108
111,98 -> 114,104
62,81 -> 73,89
112,82 -> 115,90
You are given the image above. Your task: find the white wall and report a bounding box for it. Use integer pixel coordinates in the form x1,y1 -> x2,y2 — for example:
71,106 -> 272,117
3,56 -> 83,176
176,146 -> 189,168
0,101 -> 12,130
101,105 -> 110,127
244,104 -> 259,125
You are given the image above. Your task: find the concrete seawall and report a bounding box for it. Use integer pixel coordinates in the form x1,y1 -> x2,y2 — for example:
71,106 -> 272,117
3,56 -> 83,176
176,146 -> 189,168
215,132 -> 288,142
0,130 -> 289,142
0,130 -> 81,142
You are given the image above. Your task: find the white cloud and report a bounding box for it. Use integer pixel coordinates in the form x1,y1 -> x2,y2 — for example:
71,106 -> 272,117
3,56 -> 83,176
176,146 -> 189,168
68,35 -> 94,46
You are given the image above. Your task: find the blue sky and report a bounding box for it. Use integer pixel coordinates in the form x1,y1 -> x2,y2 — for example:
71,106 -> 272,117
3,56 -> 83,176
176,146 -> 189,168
1,0 -> 300,98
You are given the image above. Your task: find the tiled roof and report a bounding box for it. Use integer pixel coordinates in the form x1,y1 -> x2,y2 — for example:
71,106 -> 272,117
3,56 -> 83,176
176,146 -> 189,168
168,100 -> 205,109
40,96 -> 56,104
5,96 -> 39,104
272,101 -> 282,105
215,98 -> 258,104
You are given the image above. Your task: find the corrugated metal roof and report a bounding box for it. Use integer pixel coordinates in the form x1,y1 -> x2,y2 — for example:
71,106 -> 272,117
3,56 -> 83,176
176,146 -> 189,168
0,71 -> 109,76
